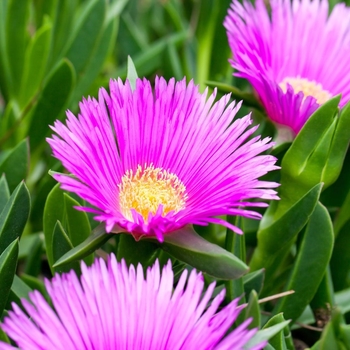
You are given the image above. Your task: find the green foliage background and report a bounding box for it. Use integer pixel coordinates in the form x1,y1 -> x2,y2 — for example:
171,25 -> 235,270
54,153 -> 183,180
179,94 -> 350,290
1,0 -> 350,349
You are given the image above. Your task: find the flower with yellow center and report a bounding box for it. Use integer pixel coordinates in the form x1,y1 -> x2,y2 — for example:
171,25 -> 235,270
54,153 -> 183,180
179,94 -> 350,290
47,77 -> 279,242
225,0 -> 350,135
279,77 -> 332,105
118,164 -> 187,222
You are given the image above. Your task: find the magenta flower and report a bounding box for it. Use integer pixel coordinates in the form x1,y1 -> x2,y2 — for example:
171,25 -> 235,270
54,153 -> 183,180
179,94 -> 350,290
1,255 -> 266,350
224,0 -> 350,136
47,77 -> 279,242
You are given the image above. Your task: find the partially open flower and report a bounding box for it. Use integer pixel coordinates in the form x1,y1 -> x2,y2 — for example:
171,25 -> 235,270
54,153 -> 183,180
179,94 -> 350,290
47,77 -> 279,242
224,0 -> 350,136
1,255 -> 266,350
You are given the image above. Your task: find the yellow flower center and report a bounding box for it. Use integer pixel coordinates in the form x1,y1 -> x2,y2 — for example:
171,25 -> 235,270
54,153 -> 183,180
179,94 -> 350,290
118,164 -> 187,222
279,76 -> 331,105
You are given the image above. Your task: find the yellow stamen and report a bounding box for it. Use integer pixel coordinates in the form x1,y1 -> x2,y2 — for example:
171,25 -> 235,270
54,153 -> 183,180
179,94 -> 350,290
279,76 -> 331,105
118,164 -> 187,222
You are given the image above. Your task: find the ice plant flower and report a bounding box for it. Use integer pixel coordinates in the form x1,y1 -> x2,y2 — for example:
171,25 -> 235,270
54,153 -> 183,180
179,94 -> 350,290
224,0 -> 350,136
47,77 -> 279,242
0,255 -> 266,350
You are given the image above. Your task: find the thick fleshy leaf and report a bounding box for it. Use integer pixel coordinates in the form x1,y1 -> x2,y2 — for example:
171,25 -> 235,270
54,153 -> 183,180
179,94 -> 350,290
53,223 -> 110,268
0,182 -> 30,256
117,233 -> 159,267
323,101 -> 350,186
243,269 -> 265,296
340,324 -> 350,349
263,313 -> 289,350
69,1 -> 125,103
276,96 -> 341,216
44,184 -> 93,271
282,96 -> 340,177
0,139 -> 29,192
273,202 -> 334,321
127,56 -> 139,91
244,290 -> 260,329
49,0 -> 76,65
245,320 -> 291,349
19,19 -> 52,107
64,0 -> 105,80
52,220 -> 80,273
20,274 -> 45,299
5,0 -> 30,96
0,327 -> 10,344
22,233 -> 43,277
28,58 -> 75,150
7,275 -> 32,307
43,183 -> 65,269
63,194 -> 91,249
312,309 -> 345,350
161,226 -> 248,280
0,175 -> 10,213
0,239 -> 18,316
250,183 -> 322,273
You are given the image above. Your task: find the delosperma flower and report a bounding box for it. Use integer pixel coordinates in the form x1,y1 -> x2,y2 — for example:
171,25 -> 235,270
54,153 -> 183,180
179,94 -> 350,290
224,0 -> 350,136
47,77 -> 279,242
0,255 -> 266,350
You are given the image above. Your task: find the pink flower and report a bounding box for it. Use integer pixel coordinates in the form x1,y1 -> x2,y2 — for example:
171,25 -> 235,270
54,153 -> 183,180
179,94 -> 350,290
224,0 -> 350,135
47,77 -> 279,242
1,255 -> 266,350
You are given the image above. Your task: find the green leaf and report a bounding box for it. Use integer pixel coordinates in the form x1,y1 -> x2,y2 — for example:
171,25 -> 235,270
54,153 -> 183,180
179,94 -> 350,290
317,309 -> 344,350
64,0 -> 105,79
70,13 -> 118,103
0,327 -> 10,344
127,56 -> 139,91
0,175 -> 10,213
0,239 -> 19,315
250,183 -> 322,273
117,233 -> 159,267
243,269 -> 265,296
244,290 -> 261,329
22,233 -> 43,277
283,96 -> 340,177
263,314 -> 289,350
8,274 -> 32,306
276,96 -> 341,216
52,220 -> 80,273
63,194 -> 91,249
44,184 -> 93,270
5,0 -> 30,96
20,274 -> 45,299
0,139 -> 29,193
19,19 -> 52,107
0,182 -> 30,256
43,183 -> 65,269
245,320 -> 291,349
28,58 -> 75,151
273,202 -> 334,321
49,0 -> 76,64
323,100 -> 350,186
53,223 -> 110,268
160,226 -> 249,280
